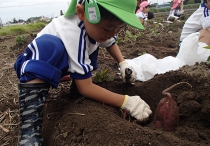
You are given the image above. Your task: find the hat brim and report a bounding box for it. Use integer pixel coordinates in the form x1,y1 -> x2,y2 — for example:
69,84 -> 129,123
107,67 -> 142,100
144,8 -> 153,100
98,3 -> 144,30
64,0 -> 77,16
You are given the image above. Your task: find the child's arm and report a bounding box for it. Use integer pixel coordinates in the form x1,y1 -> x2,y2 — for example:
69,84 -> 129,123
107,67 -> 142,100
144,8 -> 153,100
75,77 -> 152,121
106,44 -> 124,63
139,18 -> 144,24
199,28 -> 210,45
75,77 -> 124,106
206,26 -> 210,33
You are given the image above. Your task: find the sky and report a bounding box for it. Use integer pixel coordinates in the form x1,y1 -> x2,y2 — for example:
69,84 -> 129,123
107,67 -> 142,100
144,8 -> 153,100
0,0 -> 171,24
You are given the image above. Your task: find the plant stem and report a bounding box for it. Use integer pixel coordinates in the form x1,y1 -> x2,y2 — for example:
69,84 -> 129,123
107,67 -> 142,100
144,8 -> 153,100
162,82 -> 192,96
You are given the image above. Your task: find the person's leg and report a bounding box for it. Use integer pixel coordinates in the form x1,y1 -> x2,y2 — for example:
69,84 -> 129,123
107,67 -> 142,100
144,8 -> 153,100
167,9 -> 175,20
180,1 -> 184,14
174,6 -> 182,17
18,83 -> 50,145
14,34 -> 69,145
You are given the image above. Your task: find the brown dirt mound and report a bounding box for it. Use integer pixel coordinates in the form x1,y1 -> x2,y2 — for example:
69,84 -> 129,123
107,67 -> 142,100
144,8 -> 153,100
43,63 -> 210,146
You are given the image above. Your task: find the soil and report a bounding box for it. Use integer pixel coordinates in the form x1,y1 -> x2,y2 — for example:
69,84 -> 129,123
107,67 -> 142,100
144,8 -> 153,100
0,12 -> 210,146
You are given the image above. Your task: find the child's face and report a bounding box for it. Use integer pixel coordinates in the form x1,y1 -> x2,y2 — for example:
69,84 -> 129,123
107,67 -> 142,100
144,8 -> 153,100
143,6 -> 150,13
84,18 -> 125,42
76,4 -> 125,42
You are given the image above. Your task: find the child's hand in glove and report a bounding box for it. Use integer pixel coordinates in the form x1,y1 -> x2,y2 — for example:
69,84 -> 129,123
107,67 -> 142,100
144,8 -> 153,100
119,61 -> 136,85
121,95 -> 152,121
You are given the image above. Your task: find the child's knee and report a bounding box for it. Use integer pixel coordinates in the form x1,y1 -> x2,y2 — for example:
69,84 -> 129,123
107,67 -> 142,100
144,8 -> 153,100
36,34 -> 68,63
15,34 -> 69,88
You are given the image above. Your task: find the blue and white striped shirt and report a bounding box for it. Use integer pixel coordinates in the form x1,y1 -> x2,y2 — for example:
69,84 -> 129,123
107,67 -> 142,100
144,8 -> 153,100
37,15 -> 116,79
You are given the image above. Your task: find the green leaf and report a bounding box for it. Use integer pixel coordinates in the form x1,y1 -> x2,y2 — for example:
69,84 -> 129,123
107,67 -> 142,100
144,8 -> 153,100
125,30 -> 132,37
92,68 -> 115,83
204,46 -> 210,49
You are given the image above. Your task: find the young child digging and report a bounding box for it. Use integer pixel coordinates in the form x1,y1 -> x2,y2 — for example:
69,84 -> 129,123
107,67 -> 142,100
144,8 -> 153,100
136,1 -> 151,25
167,0 -> 184,21
14,0 -> 152,145
136,0 -> 154,20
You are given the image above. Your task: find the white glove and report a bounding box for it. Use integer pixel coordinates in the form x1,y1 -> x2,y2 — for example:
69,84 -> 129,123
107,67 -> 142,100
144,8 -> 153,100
121,95 -> 152,121
119,61 -> 136,85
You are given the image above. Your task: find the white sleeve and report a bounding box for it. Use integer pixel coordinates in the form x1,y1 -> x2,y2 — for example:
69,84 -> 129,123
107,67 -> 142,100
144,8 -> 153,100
99,37 -> 116,48
201,16 -> 210,29
200,7 -> 210,29
136,12 -> 144,19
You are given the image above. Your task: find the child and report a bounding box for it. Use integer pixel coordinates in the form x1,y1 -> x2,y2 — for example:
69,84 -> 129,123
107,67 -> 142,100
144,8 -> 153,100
180,0 -> 210,42
136,1 -> 151,25
14,0 -> 152,145
136,0 -> 154,20
167,0 -> 184,21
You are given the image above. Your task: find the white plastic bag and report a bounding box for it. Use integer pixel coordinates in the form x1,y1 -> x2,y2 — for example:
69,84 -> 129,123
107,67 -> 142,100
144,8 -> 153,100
124,32 -> 210,82
156,56 -> 185,74
126,54 -> 185,82
126,54 -> 157,81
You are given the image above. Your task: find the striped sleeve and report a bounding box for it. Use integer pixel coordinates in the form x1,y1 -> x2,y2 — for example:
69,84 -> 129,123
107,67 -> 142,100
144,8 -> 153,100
99,37 -> 116,48
201,7 -> 210,29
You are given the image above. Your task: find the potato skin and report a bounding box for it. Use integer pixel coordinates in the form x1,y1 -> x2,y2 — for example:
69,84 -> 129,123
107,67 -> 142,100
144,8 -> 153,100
154,94 -> 180,131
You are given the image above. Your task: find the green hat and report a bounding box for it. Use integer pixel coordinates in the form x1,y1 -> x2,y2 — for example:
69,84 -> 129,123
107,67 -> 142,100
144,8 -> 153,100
64,0 -> 144,30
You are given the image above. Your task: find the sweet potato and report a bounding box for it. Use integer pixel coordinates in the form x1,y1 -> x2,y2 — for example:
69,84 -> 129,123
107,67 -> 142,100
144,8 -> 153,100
154,82 -> 192,131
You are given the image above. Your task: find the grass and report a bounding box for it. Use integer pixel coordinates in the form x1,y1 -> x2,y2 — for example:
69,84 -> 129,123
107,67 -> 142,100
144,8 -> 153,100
0,22 -> 46,36
150,3 -> 200,13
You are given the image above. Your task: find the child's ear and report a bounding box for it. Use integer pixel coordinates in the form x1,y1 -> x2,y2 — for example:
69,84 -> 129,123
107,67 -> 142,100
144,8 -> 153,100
76,4 -> 85,21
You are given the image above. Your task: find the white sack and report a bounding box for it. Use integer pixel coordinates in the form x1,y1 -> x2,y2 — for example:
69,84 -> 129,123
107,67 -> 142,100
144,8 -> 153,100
156,56 -> 185,74
126,54 -> 185,82
126,54 -> 157,81
124,32 -> 210,82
